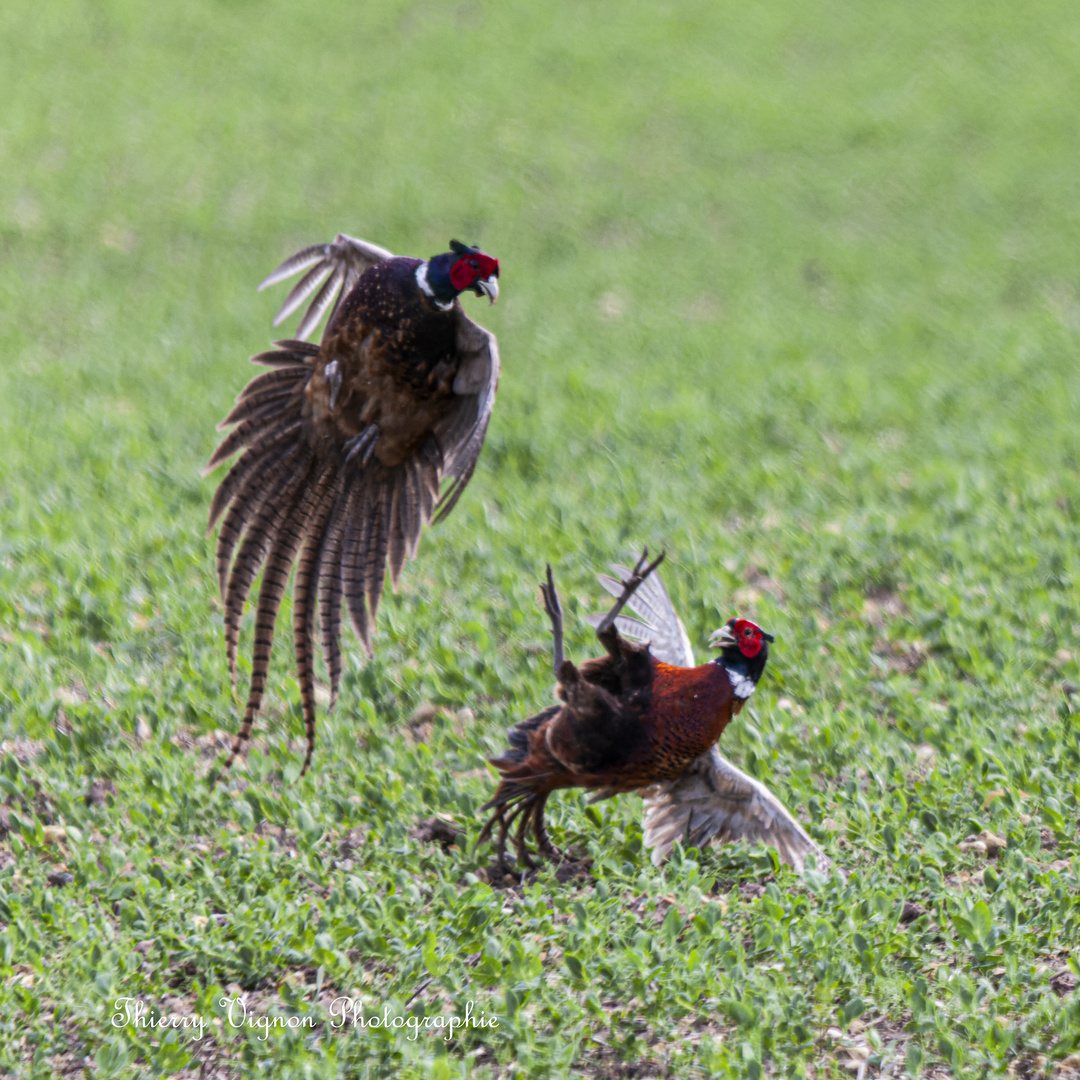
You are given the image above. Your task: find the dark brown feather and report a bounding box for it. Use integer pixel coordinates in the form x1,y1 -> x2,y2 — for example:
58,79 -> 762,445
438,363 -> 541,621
208,446 -> 268,539
213,440 -> 306,595
222,451 -> 314,680
315,483 -> 356,707
249,339 -> 320,367
250,351 -> 311,371
363,476 -> 393,619
290,466 -> 340,773
341,482 -> 373,653
236,365 -> 310,401
387,482 -> 406,587
222,471 -> 323,771
219,385 -> 303,430
401,463 -> 421,561
204,415 -> 302,475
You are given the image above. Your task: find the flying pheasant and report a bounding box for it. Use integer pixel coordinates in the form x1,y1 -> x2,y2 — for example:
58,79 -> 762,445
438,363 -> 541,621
206,234 -> 500,774
480,550 -> 826,873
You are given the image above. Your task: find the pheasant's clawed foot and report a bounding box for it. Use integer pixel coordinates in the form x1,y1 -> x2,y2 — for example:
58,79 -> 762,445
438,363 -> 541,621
514,802 -> 540,870
343,424 -> 379,467
536,838 -> 562,861
531,793 -> 561,861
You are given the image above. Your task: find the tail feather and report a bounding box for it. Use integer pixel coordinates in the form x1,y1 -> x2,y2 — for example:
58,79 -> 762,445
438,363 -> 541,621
221,450 -> 315,681
341,482 -> 373,653
222,463 -> 321,771
314,477 -> 352,705
219,383 -> 302,429
479,704 -> 564,861
480,704 -> 564,825
209,430 -> 303,540
292,467 -> 341,774
492,704 -> 561,767
237,364 -> 310,401
215,441 -> 305,598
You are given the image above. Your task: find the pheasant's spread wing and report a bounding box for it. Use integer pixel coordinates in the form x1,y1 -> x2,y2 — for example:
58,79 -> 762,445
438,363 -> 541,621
584,563 -> 695,667
432,313 -> 500,522
639,746 -> 827,873
258,233 -> 394,341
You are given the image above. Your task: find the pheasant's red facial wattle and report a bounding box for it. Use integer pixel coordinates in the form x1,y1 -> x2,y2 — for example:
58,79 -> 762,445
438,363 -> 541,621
450,251 -> 500,293
732,618 -> 765,658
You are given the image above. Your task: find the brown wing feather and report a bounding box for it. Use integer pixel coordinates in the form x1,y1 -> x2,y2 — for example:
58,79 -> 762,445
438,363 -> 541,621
204,414 -> 302,475
258,233 -> 393,342
433,318 -> 499,522
218,384 -> 303,430
235,364 -> 312,401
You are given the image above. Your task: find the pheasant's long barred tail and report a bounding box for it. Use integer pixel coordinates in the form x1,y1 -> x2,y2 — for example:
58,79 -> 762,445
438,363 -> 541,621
293,467 -> 344,769
209,342 -> 444,775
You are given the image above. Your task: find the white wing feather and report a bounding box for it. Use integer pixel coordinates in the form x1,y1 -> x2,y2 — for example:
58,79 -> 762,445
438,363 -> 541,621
584,562 -> 695,667
639,746 -> 827,871
258,233 -> 395,341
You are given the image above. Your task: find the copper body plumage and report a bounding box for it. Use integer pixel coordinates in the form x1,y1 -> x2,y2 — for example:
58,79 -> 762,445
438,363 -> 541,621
206,235 -> 500,775
480,551 -> 827,874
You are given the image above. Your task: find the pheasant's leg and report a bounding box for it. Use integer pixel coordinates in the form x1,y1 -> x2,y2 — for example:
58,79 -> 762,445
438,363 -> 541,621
478,809 -> 497,845
493,808 -> 511,875
496,802 -> 528,875
594,547 -> 666,655
325,360 -> 343,411
539,563 -> 564,675
513,801 -> 539,870
531,793 -> 560,860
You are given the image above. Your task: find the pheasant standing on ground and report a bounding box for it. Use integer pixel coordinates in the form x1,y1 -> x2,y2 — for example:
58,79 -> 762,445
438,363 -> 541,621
205,235 -> 500,775
480,550 -> 826,873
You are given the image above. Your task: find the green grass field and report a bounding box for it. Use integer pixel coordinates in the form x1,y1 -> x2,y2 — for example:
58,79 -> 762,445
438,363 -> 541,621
2,1 -> 1080,1076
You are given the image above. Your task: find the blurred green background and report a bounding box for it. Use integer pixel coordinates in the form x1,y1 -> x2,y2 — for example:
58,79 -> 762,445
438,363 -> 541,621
2,1 -> 1080,1077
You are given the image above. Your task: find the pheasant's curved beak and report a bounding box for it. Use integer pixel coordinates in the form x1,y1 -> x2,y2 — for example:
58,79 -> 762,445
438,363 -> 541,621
708,625 -> 737,650
475,275 -> 499,304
